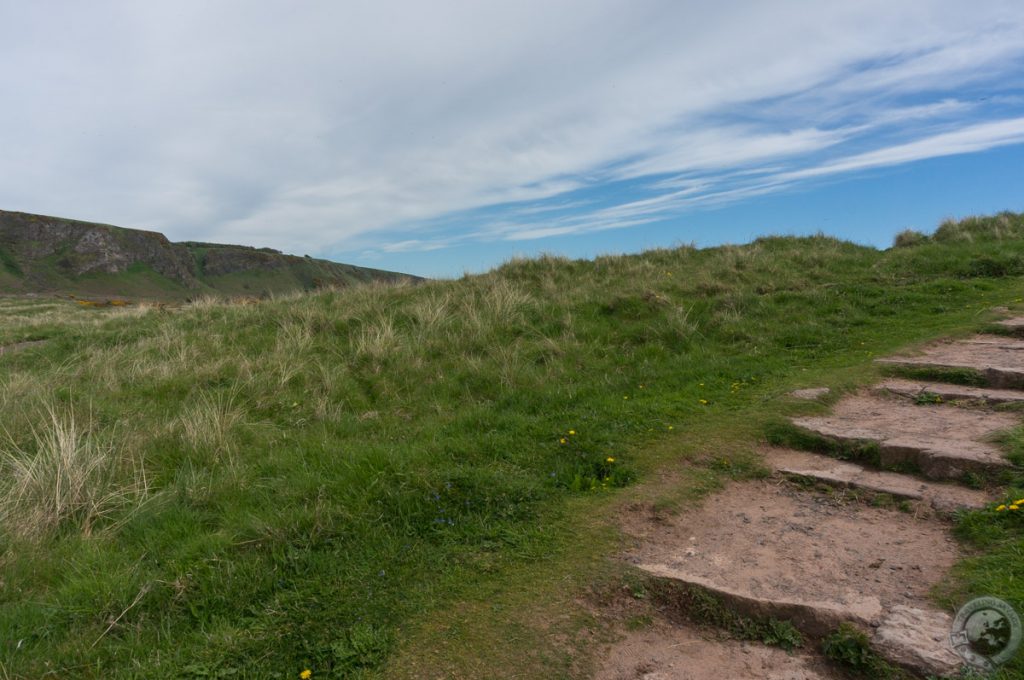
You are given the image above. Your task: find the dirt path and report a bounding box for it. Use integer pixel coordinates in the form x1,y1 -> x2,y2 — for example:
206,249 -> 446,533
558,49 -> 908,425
599,319 -> 1024,678
595,621 -> 834,680
0,339 -> 48,356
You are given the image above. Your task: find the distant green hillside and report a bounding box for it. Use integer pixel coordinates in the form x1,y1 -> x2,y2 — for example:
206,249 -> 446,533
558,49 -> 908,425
0,209 -> 417,298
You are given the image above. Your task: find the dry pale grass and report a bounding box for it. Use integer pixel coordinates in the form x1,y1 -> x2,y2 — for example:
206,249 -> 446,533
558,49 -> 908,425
353,314 -> 399,360
176,388 -> 245,458
0,406 -> 147,541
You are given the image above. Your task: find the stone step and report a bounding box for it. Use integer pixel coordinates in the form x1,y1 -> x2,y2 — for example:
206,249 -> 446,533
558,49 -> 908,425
995,317 -> 1024,336
876,335 -> 1024,389
766,448 -> 989,514
876,377 -> 1024,406
789,395 -> 1017,480
627,480 -> 965,677
595,620 -> 837,679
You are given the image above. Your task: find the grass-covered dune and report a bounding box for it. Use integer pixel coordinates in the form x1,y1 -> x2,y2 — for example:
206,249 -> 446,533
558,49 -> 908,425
1,211 -> 1023,678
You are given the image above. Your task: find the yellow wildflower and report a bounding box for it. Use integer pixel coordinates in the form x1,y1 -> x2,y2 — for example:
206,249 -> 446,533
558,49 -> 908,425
1014,498 -> 1024,505
1011,505 -> 1020,511
559,437 -> 567,445
699,399 -> 708,405
997,505 -> 1007,511
301,670 -> 312,680
568,430 -> 576,435
623,396 -> 629,400
606,457 -> 615,463
668,425 -> 674,430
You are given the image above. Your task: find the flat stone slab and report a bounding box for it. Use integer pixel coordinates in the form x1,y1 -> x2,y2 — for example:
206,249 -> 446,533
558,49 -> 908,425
877,377 -> 1024,405
790,387 -> 831,400
595,620 -> 838,679
625,480 -> 964,677
790,394 -> 1017,479
995,317 -> 1024,334
876,335 -> 1024,389
766,448 -> 989,513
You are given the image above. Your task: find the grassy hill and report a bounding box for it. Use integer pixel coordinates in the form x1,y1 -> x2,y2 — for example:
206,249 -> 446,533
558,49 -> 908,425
0,209 -> 415,299
0,211 -> 1022,678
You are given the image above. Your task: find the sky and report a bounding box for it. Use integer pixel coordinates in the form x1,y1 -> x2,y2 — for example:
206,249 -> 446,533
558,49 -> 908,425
1,1 -> 1023,278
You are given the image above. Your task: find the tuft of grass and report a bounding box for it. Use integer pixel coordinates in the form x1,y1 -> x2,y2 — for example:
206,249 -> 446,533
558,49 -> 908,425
821,623 -> 907,679
934,212 -> 1024,244
175,388 -> 245,459
892,229 -> 929,248
0,405 -> 146,540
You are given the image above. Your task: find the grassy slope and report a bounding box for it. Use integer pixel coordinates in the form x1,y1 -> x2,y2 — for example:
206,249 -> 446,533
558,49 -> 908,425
0,213 -> 1022,678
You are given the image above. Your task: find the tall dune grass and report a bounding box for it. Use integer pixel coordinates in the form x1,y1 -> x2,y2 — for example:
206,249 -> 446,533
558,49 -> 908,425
0,406 -> 146,540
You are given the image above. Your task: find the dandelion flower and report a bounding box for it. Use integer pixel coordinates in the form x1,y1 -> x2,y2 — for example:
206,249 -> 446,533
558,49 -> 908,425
997,505 -> 1007,511
624,396 -> 629,400
301,671 -> 312,680
699,399 -> 708,405
568,430 -> 576,435
559,437 -> 567,445
668,425 -> 674,430
1014,498 -> 1024,505
606,457 -> 616,463
1011,505 -> 1020,511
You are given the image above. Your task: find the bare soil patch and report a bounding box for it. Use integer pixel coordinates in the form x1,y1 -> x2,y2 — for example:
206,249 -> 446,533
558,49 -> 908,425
594,620 -> 837,680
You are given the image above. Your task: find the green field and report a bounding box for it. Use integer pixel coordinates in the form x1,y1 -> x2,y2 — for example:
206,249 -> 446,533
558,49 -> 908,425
1,212 -> 1023,678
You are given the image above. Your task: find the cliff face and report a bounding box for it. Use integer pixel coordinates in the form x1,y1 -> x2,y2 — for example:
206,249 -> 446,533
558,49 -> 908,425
0,210 -> 198,285
0,209 -> 415,298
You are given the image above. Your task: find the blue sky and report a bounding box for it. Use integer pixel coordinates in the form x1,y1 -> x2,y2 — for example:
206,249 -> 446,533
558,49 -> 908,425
1,1 -> 1023,278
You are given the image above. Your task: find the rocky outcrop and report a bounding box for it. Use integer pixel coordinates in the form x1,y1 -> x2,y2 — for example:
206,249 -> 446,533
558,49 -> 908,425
0,210 -> 198,285
199,247 -> 291,276
0,209 -> 416,297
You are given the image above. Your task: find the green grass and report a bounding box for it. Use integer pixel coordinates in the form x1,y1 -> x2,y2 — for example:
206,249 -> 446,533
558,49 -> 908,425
647,578 -> 804,651
821,623 -> 909,679
882,364 -> 989,387
0,214 -> 1023,677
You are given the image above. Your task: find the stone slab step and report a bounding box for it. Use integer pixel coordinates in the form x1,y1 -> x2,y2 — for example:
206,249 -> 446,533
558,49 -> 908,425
876,377 -> 1024,405
627,480 -> 964,677
595,620 -> 837,679
876,335 -> 1024,389
789,395 -> 1017,480
766,448 -> 989,513
995,317 -> 1024,336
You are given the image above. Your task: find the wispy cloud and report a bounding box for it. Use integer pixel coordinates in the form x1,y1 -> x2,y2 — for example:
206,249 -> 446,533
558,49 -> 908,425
0,1 -> 1022,262
777,117 -> 1024,181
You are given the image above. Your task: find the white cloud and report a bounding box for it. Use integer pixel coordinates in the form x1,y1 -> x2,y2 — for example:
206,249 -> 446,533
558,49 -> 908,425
0,1 -> 1022,258
777,117 -> 1024,181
